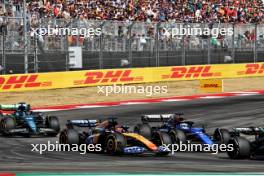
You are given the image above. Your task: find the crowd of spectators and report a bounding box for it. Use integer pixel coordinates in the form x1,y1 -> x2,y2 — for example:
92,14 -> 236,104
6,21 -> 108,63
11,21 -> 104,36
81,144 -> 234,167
0,0 -> 263,23
0,0 -> 263,52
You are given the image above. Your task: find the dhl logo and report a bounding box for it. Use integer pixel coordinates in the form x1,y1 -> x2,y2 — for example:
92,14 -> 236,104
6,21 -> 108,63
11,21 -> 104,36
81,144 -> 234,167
237,64 -> 264,75
162,66 -> 221,79
203,84 -> 221,88
74,70 -> 143,85
0,75 -> 52,90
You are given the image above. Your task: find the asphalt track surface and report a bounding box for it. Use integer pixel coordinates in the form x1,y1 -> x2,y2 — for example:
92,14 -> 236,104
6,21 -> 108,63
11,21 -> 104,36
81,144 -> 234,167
1,95 -> 264,172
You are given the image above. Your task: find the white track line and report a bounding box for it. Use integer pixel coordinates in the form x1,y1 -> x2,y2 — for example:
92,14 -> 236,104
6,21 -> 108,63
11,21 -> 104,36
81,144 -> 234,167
120,102 -> 150,105
235,93 -> 259,96
199,96 -> 226,99
161,99 -> 188,102
228,91 -> 260,94
75,105 -> 108,109
33,109 -> 65,112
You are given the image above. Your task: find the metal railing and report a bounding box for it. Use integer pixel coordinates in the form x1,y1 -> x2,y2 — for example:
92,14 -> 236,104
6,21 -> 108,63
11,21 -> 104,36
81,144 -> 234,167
0,17 -> 263,74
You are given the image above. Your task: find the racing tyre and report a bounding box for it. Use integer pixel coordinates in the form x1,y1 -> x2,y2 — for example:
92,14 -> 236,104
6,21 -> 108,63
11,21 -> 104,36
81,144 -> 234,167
105,133 -> 126,155
169,129 -> 186,144
213,128 -> 231,144
134,124 -> 152,139
46,116 -> 60,136
227,137 -> 251,159
154,132 -> 172,156
0,117 -> 16,136
59,129 -> 79,145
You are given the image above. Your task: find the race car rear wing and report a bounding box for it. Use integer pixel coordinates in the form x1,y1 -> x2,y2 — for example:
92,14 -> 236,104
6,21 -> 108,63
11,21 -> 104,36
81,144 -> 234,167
232,127 -> 264,135
0,103 -> 30,111
141,113 -> 183,123
66,120 -> 98,127
0,104 -> 18,111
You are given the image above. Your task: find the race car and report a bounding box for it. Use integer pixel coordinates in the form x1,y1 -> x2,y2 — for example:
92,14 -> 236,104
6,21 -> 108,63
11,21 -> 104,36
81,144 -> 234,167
227,127 -> 264,159
0,102 -> 60,137
59,118 -> 171,155
134,113 -> 230,145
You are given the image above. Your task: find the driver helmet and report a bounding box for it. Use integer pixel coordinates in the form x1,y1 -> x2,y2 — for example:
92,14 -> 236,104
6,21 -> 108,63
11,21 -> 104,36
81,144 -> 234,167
179,123 -> 189,128
115,125 -> 125,133
17,103 -> 30,112
173,114 -> 183,123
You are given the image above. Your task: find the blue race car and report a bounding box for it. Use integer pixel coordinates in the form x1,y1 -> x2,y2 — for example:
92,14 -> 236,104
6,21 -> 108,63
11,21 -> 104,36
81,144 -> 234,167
0,102 -> 60,137
134,113 -> 230,145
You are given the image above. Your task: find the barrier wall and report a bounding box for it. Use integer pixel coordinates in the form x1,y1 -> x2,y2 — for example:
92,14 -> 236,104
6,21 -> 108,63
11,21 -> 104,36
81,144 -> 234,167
1,62 -> 264,92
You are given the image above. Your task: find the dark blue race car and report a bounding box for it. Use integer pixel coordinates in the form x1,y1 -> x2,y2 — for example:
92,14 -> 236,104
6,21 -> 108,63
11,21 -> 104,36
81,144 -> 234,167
227,127 -> 264,159
134,113 -> 230,145
0,103 -> 60,137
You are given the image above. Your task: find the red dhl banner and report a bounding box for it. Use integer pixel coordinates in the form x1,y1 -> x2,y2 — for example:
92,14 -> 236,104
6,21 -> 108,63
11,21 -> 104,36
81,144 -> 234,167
0,62 -> 264,92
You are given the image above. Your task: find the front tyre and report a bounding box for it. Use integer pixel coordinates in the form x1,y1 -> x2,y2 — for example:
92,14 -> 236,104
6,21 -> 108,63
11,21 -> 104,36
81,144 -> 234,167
153,132 -> 172,156
105,133 -> 126,155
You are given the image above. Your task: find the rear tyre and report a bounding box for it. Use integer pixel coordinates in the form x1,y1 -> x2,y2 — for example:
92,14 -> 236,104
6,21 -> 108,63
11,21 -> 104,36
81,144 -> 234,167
213,128 -> 231,144
227,137 -> 251,159
46,116 -> 60,137
59,129 -> 79,145
105,133 -> 126,155
0,117 -> 16,136
154,132 -> 172,156
169,129 -> 186,144
134,124 -> 152,139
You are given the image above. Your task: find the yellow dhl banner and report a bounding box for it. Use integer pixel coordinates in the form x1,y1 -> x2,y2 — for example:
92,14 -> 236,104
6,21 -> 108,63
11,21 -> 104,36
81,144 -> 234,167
0,62 -> 264,92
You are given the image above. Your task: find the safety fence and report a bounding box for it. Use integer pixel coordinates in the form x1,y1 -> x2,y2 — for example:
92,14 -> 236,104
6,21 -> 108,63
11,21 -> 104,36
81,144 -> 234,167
1,62 -> 264,92
0,17 -> 263,74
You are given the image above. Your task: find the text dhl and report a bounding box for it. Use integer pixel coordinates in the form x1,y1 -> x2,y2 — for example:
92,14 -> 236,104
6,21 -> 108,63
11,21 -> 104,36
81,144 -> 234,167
203,84 -> 220,88
244,64 -> 264,74
0,75 -> 50,90
77,70 -> 143,84
165,66 -> 216,79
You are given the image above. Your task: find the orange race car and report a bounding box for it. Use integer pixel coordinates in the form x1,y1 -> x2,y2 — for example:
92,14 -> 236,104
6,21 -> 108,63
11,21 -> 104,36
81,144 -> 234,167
59,118 -> 172,155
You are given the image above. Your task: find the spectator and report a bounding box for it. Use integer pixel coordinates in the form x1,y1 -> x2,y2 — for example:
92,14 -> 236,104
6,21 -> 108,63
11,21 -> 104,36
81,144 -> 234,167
139,34 -> 147,51
0,0 -> 262,52
0,0 -> 262,23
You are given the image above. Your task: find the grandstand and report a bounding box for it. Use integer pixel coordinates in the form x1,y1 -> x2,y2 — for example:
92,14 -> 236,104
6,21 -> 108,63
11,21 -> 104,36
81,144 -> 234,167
0,0 -> 263,73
